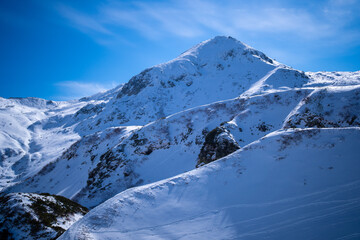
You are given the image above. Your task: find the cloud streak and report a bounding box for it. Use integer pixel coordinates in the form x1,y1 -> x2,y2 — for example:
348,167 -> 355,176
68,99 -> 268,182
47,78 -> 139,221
55,0 -> 359,44
54,81 -> 117,100
57,4 -> 112,35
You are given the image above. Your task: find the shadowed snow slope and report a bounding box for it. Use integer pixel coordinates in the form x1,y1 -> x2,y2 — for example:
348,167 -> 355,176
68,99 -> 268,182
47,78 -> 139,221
60,128 -> 360,240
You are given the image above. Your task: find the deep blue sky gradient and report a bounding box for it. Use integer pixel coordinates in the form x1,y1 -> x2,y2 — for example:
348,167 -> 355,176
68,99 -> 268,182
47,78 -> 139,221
0,0 -> 359,100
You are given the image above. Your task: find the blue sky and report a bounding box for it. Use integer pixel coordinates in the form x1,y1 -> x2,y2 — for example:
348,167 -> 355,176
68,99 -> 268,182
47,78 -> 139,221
0,0 -> 359,100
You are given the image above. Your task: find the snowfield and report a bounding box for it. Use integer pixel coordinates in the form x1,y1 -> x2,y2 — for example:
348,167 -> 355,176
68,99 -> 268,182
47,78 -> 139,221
0,36 -> 359,239
60,128 -> 360,240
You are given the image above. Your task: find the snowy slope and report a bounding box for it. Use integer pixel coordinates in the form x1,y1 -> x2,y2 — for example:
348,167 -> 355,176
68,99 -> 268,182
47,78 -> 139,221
7,126 -> 140,203
306,71 -> 360,87
284,86 -> 360,128
0,97 -> 85,190
0,84 -> 124,191
60,128 -> 360,240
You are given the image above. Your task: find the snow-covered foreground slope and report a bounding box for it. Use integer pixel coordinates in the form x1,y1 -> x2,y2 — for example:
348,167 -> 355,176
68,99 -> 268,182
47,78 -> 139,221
61,128 -> 360,240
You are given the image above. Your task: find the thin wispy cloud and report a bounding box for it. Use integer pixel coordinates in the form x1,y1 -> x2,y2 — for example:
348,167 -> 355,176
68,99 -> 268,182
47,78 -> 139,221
55,0 -> 359,45
57,4 -> 112,35
54,81 -> 117,100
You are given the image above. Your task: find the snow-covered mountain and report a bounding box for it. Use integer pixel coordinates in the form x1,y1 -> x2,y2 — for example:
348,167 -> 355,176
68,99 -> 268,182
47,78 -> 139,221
3,36 -> 311,206
0,36 -> 359,239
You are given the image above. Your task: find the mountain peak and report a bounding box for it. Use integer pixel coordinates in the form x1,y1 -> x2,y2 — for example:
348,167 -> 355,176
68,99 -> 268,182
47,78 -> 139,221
115,36 -> 277,100
204,35 -> 250,49
172,35 -> 276,68
198,36 -> 247,49
179,36 -> 247,58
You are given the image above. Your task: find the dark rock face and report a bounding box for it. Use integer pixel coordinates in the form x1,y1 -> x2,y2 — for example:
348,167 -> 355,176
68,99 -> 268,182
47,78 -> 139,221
196,126 -> 240,167
116,68 -> 153,98
74,103 -> 105,118
0,193 -> 88,240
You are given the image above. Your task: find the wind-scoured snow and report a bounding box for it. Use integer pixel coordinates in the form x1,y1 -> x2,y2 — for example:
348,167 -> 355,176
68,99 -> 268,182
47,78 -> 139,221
60,128 -> 360,240
306,71 -> 360,87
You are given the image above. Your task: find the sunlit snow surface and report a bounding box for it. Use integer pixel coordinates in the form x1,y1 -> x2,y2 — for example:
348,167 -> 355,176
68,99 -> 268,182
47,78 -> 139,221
60,128 -> 360,240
